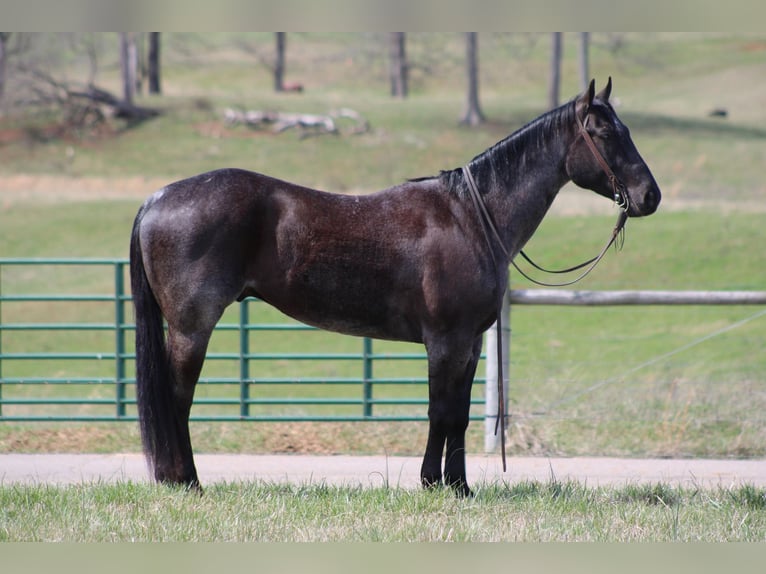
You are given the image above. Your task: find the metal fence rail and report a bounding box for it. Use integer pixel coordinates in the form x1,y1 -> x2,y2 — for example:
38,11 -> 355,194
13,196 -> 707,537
0,258 -> 486,422
3,258 -> 765,441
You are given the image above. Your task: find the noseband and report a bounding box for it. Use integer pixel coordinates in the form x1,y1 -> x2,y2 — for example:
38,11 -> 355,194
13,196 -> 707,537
576,111 -> 629,211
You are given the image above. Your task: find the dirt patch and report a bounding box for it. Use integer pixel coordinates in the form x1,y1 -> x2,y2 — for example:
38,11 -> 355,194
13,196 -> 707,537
0,425 -> 141,453
0,127 -> 28,145
0,174 -> 176,205
0,421 -> 439,457
2,174 -> 763,215
741,41 -> 766,52
194,122 -> 274,140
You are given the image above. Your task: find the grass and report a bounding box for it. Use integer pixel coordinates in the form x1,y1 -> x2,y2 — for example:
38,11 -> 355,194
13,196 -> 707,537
1,33 -> 765,461
2,479 -> 765,541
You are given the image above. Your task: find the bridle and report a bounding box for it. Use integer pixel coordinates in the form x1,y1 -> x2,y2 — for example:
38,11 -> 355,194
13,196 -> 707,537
461,106 -> 630,471
576,111 -> 630,213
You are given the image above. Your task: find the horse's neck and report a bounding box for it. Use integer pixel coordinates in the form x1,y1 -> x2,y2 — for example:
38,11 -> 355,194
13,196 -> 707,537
472,122 -> 574,261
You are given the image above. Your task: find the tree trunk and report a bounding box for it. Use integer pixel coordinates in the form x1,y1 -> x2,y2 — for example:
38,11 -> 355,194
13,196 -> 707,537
135,33 -> 144,96
274,32 -> 286,92
578,32 -> 590,91
0,33 -> 9,109
548,32 -> 563,109
120,33 -> 137,105
461,32 -> 485,126
148,32 -> 161,95
389,32 -> 407,98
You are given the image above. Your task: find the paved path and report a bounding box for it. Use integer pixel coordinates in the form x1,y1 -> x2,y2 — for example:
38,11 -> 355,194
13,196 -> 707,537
2,454 -> 764,489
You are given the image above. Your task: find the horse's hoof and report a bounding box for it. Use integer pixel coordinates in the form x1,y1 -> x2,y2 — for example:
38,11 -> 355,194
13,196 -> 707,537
185,480 -> 204,496
456,485 -> 474,498
421,475 -> 443,490
446,478 -> 473,498
156,473 -> 203,495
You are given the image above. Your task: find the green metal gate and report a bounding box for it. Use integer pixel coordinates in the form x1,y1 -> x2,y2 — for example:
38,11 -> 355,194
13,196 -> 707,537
0,258 -> 486,422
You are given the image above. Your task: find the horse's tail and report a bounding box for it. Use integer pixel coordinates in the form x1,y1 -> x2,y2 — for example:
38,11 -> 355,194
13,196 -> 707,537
130,206 -> 180,482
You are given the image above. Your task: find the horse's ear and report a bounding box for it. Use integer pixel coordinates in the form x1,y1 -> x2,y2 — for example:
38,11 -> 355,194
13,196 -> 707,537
596,76 -> 612,102
576,79 -> 596,119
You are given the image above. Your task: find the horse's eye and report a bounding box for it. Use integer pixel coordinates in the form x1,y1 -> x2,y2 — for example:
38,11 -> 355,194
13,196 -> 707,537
598,127 -> 612,140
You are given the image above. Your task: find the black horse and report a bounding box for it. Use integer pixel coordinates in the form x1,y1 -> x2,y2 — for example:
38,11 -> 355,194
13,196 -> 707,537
130,79 -> 660,496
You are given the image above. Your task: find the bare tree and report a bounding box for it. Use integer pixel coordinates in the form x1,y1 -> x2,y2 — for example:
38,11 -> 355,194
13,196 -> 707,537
461,32 -> 485,126
137,33 -> 146,95
389,32 -> 407,98
0,32 -> 10,108
548,32 -> 563,109
274,32 -> 286,92
578,32 -> 590,91
4,33 -> 158,132
148,32 -> 161,95
120,33 -> 138,105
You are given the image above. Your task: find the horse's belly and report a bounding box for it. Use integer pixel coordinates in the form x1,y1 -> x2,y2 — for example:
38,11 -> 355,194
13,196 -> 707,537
259,279 -> 423,344
303,313 -> 421,343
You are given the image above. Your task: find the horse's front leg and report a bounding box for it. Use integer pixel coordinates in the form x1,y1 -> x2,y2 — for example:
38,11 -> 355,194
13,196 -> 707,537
421,334 -> 483,497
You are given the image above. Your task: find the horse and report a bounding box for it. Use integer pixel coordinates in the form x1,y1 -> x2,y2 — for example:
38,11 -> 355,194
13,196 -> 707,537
130,78 -> 660,496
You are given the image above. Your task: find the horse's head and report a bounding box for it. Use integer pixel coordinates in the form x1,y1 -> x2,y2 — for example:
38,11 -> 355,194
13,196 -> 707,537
566,77 -> 661,218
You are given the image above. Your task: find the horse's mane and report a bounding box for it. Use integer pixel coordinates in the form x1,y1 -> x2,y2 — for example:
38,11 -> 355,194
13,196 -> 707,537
424,98 -> 578,196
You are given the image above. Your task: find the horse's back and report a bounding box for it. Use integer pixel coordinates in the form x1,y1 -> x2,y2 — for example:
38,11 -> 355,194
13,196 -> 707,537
141,168 -> 302,213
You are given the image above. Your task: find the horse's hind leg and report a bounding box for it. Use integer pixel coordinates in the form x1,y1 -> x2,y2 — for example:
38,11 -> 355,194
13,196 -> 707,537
155,324 -> 215,489
421,334 -> 483,497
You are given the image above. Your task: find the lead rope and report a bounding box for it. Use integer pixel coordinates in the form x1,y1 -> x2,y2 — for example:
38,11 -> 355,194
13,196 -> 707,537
463,166 -> 508,471
510,211 -> 627,288
493,305 -> 506,472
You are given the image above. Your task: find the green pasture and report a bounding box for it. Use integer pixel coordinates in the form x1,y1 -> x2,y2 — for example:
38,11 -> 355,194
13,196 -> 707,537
1,33 -> 765,459
3,480 -> 766,541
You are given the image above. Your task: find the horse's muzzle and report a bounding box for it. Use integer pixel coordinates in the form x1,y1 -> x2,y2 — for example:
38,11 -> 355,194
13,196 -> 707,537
628,182 -> 661,217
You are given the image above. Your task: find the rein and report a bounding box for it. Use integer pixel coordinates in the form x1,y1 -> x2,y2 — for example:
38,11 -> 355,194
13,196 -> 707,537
460,112 -> 630,472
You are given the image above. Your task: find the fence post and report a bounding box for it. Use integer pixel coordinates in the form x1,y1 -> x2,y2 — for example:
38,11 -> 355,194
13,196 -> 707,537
0,263 -> 3,417
362,337 -> 373,418
114,261 -> 127,418
239,299 -> 250,418
484,287 -> 510,453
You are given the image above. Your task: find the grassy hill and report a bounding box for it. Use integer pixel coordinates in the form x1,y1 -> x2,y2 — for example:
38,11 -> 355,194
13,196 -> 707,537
1,33 -> 764,202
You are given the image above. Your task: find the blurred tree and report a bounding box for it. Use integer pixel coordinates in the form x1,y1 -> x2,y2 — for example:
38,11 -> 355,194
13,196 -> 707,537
548,32 -> 562,109
120,33 -> 137,105
578,32 -> 590,91
0,33 -> 157,130
274,32 -> 286,92
230,33 -> 290,92
148,32 -> 161,95
460,32 -> 485,126
0,32 -> 10,109
389,32 -> 408,98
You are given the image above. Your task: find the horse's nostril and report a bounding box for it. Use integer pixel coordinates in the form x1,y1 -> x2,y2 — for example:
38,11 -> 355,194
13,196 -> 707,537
645,187 -> 660,211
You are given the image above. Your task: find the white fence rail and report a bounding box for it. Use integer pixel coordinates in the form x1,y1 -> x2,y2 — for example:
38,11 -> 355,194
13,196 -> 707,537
509,290 -> 766,306
484,289 -> 766,452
